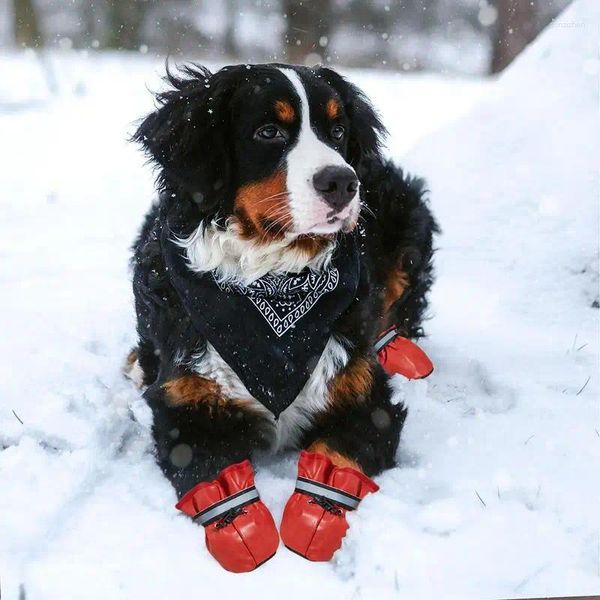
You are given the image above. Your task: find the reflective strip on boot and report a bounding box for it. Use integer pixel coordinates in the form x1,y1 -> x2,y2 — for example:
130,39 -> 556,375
374,328 -> 399,353
193,486 -> 260,526
295,477 -> 361,511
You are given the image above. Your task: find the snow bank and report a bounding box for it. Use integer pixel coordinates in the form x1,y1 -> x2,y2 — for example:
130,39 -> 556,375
0,1 -> 598,598
388,1 -> 600,597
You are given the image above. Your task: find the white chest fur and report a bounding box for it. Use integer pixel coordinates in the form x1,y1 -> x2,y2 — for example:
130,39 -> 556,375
191,336 -> 350,450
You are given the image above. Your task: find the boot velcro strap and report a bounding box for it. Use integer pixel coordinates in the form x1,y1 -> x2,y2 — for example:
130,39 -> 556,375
193,486 -> 260,526
295,477 -> 361,511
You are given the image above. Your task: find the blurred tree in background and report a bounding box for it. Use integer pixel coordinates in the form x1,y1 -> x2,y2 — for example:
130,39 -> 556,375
4,0 -> 571,75
491,0 -> 538,73
283,0 -> 331,65
12,0 -> 43,48
104,0 -> 149,50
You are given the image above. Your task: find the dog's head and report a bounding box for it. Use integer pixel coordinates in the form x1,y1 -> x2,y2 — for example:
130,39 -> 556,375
134,63 -> 385,242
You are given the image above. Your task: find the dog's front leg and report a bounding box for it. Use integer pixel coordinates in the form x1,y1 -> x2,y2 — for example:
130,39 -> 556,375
280,359 -> 407,561
144,373 -> 273,497
143,373 -> 279,572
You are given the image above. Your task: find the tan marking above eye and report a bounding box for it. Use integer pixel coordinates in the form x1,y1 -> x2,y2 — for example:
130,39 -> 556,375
274,99 -> 295,123
326,98 -> 341,119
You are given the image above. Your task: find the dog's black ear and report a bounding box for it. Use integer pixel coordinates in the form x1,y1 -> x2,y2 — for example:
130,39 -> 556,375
318,67 -> 387,169
133,64 -> 239,211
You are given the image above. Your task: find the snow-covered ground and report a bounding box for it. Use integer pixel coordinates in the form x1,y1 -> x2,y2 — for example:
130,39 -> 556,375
0,1 -> 598,598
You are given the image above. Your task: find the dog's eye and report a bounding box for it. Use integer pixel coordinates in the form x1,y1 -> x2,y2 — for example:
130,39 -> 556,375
255,124 -> 284,142
331,125 -> 345,141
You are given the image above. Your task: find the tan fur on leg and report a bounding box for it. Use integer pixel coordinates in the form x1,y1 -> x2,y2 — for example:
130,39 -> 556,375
308,441 -> 362,471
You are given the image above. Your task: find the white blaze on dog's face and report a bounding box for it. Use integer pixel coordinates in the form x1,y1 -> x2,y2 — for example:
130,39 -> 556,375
278,68 -> 360,235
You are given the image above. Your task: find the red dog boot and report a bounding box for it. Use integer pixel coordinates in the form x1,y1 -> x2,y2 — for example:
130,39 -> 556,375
176,460 -> 279,572
375,326 -> 434,379
280,451 -> 379,561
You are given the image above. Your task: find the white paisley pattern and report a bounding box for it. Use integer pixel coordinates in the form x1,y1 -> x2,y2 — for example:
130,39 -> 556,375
214,267 -> 340,337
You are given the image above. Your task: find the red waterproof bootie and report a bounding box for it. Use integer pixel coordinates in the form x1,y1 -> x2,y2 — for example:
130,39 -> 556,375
375,326 -> 434,379
176,460 -> 279,573
280,451 -> 379,561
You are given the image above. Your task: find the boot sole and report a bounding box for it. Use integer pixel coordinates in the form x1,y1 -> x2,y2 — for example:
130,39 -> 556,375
284,544 -> 331,562
254,551 -> 277,569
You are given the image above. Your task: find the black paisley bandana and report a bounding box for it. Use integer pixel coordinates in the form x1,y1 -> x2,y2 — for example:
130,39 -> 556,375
163,229 -> 360,417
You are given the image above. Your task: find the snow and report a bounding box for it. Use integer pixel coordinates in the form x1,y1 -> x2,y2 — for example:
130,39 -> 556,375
1,1 -> 598,597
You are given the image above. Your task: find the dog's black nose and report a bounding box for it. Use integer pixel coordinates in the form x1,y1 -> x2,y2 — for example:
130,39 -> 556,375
313,166 -> 358,212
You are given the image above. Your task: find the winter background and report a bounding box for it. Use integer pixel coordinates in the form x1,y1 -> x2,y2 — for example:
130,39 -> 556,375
1,0 -> 599,598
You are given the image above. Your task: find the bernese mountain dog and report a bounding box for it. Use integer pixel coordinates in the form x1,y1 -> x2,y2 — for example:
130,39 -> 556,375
127,63 -> 438,570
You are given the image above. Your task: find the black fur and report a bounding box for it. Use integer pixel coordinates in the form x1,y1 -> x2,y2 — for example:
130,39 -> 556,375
130,63 -> 438,497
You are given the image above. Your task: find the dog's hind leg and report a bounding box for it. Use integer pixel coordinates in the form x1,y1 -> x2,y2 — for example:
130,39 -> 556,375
361,157 -> 439,338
